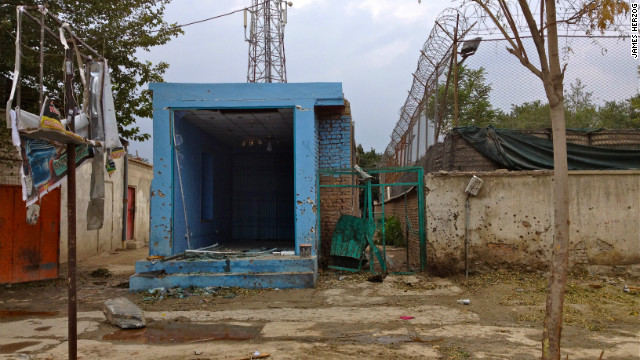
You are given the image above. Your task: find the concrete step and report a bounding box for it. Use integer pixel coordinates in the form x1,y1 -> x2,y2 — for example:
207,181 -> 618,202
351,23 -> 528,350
135,256 -> 316,275
125,240 -> 146,250
129,271 -> 315,291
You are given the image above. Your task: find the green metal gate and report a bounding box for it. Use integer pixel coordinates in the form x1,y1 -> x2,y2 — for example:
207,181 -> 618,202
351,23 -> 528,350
317,166 -> 425,272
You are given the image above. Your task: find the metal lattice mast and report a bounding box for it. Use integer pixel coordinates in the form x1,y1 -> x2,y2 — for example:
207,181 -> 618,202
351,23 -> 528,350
246,0 -> 290,83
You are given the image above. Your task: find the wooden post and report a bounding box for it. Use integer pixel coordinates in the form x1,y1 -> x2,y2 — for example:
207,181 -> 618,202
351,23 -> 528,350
453,17 -> 459,128
64,46 -> 78,360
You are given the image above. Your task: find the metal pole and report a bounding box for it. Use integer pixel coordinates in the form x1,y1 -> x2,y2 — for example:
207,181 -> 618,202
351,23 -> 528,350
15,7 -> 22,112
381,185 -> 386,259
264,1 -> 272,82
64,46 -> 77,360
122,144 -> 128,249
38,10 -> 44,110
453,16 -> 460,128
465,195 -> 470,279
418,169 -> 426,271
435,16 -> 458,141
416,107 -> 421,159
404,192 -> 409,271
41,9 -> 104,60
433,69 -> 438,144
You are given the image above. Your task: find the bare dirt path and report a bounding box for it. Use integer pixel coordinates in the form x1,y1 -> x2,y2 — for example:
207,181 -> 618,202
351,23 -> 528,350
0,247 -> 638,359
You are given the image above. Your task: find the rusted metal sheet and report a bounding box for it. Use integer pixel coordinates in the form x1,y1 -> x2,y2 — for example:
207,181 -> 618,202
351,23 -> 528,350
0,187 -> 16,283
0,185 -> 60,284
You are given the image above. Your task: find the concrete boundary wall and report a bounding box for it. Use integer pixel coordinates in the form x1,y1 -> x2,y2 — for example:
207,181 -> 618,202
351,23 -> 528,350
425,170 -> 640,275
1,156 -> 152,263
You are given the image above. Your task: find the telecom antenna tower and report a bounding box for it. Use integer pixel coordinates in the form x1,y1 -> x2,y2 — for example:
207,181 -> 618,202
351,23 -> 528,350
244,0 -> 292,83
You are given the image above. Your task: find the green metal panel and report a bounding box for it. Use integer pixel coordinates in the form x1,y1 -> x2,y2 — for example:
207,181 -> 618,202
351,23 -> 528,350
320,166 -> 426,273
417,167 -> 426,271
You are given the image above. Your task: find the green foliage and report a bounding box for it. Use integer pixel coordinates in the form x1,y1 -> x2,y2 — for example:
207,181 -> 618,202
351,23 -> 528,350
493,78 -> 639,130
427,65 -> 497,133
356,144 -> 382,168
0,0 -> 183,141
356,144 -> 382,202
421,65 -> 639,132
376,216 -> 406,247
564,78 -> 598,128
493,100 -> 550,129
597,97 -> 640,129
0,116 -> 17,166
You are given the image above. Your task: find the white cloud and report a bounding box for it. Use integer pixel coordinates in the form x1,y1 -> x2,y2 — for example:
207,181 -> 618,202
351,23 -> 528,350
362,39 -> 412,68
289,0 -> 324,9
345,0 -> 443,23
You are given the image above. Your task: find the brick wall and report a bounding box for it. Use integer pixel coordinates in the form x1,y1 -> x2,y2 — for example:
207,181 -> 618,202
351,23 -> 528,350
374,188 -> 422,270
317,100 -> 358,267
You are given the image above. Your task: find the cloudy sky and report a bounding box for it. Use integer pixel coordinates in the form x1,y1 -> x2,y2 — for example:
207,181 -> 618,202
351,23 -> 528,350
130,0 -> 638,161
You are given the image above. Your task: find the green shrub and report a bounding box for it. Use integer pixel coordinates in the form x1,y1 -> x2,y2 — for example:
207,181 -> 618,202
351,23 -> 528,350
376,216 -> 406,247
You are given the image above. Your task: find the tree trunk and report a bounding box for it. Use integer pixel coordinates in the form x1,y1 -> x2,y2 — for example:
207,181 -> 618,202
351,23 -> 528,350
541,86 -> 570,360
541,0 -> 570,356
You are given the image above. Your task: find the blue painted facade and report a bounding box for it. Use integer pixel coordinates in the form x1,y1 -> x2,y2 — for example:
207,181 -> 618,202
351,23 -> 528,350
134,82 -> 347,290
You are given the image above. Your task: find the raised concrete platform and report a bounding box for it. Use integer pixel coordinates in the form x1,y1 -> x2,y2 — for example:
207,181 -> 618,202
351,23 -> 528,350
125,240 -> 146,250
129,256 -> 317,291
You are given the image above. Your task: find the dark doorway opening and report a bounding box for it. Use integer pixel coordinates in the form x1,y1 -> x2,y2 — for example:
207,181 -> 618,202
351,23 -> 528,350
174,108 -> 295,254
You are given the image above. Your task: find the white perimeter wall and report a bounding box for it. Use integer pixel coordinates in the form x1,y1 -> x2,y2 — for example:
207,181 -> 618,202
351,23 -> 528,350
426,170 -> 640,274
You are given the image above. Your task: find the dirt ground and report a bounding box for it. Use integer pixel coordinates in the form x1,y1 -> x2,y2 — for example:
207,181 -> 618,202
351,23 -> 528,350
0,246 -> 638,360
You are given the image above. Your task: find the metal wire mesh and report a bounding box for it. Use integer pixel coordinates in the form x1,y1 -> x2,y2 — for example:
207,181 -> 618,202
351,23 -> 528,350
382,6 -> 638,166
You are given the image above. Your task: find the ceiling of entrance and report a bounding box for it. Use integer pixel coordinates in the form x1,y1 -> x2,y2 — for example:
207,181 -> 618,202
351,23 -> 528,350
180,108 -> 294,148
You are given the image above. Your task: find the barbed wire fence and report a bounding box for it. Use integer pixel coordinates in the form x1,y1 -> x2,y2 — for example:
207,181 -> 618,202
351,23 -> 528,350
382,5 -> 638,167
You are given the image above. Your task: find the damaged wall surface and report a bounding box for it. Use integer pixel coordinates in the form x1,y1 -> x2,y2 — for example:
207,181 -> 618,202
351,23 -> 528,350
1,155 -> 152,263
58,156 -> 152,262
148,82 -> 346,260
317,102 -> 359,267
424,170 -> 640,274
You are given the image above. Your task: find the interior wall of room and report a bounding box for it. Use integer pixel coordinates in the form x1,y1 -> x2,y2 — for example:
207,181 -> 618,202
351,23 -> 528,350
231,146 -> 294,242
172,111 -> 232,253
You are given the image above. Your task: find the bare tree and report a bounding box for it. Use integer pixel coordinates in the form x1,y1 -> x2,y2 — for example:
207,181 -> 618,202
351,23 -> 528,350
458,0 -> 629,358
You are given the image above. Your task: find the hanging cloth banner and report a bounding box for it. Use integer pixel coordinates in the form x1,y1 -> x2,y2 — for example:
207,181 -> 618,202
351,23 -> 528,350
10,101 -> 94,206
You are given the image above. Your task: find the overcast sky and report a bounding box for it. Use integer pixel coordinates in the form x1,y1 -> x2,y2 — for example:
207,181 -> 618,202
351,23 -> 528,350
130,0 -> 638,161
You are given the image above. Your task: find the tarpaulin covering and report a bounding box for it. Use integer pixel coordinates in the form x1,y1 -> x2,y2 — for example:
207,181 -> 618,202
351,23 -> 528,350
455,126 -> 640,170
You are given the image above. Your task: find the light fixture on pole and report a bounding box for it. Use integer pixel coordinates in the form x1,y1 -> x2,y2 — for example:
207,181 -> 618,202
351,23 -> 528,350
459,37 -> 482,61
454,36 -> 482,127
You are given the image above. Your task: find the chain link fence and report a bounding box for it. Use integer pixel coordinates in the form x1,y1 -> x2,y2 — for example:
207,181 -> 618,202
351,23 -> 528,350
383,7 -> 639,168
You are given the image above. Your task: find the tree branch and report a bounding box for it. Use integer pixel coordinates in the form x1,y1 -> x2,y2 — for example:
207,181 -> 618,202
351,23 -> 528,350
498,0 -> 529,63
518,0 -> 551,75
472,1 -> 521,60
506,46 -> 543,78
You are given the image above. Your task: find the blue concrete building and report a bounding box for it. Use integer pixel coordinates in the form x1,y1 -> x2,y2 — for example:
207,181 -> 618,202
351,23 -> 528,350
130,82 -> 355,290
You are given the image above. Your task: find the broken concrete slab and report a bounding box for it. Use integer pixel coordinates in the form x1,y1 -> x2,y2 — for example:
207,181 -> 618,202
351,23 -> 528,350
103,297 -> 146,329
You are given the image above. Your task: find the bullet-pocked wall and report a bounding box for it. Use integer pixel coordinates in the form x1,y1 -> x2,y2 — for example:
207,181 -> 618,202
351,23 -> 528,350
317,102 -> 359,267
149,83 -> 346,259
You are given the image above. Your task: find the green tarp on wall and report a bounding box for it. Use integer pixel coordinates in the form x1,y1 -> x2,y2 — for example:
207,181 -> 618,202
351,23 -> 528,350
455,126 -> 640,170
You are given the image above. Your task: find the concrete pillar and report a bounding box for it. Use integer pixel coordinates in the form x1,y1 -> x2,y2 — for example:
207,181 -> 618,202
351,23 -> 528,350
149,107 -> 173,256
294,102 -> 318,256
